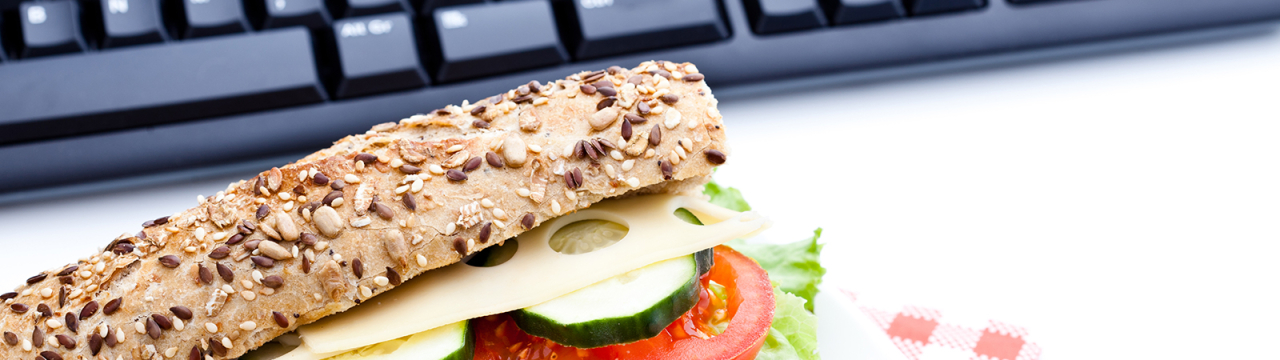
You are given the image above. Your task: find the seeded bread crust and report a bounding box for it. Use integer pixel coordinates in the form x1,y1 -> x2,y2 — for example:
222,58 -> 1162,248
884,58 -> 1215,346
0,61 -> 728,360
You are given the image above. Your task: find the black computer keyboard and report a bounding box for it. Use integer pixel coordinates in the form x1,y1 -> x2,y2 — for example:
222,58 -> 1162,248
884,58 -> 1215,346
0,0 -> 1277,193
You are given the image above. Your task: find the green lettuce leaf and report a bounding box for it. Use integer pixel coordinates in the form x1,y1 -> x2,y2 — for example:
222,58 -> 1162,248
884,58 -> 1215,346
754,287 -> 821,360
727,230 -> 826,312
701,180 -> 824,358
704,181 -> 751,212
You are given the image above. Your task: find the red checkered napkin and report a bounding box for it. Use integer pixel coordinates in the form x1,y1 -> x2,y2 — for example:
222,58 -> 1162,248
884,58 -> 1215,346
840,289 -> 1041,360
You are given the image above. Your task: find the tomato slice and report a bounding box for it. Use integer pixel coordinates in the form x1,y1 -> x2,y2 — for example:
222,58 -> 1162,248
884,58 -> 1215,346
472,245 -> 775,360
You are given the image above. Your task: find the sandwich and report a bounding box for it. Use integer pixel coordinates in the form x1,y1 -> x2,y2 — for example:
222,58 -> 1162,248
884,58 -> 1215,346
0,61 -> 824,360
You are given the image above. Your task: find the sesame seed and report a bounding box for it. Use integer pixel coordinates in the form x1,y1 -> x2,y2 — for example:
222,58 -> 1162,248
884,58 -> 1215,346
517,188 -> 530,197
331,197 -> 345,208
174,318 -> 185,331
551,200 -> 561,214
40,288 -> 53,298
222,337 -> 233,349
562,143 -> 576,158
446,145 -> 464,153
135,321 -> 146,334
528,144 -> 542,153
493,208 -> 507,220
241,291 -> 256,301
627,177 -> 640,187
359,286 -> 372,298
47,319 -> 63,329
205,323 -> 218,333
222,284 -> 235,293
622,159 -> 635,171
480,198 -> 495,208
416,254 -> 428,267
344,174 -> 360,184
374,276 -> 389,286
239,321 -> 256,331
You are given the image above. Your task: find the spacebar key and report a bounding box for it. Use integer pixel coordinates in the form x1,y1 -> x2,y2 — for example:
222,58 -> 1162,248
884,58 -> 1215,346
0,28 -> 326,145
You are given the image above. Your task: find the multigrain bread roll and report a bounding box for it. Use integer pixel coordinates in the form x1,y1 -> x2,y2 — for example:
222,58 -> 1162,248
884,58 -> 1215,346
0,61 -> 728,360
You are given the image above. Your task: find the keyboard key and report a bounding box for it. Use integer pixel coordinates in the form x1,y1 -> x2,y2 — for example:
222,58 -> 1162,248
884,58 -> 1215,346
743,0 -> 826,34
168,0 -> 251,38
98,0 -> 167,48
250,0 -> 332,29
426,1 -> 567,82
327,13 -> 428,98
16,0 -> 86,58
421,0 -> 481,10
905,0 -> 985,15
821,0 -> 904,24
0,28 -> 326,145
557,0 -> 729,60
326,0 -> 412,18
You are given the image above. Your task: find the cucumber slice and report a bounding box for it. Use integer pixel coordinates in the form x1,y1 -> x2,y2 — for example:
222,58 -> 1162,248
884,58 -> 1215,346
675,208 -> 714,276
674,207 -> 703,225
510,251 -> 710,348
323,320 -> 472,360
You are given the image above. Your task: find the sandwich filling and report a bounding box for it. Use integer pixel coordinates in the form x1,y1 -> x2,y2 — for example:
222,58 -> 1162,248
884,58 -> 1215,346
247,182 -> 822,360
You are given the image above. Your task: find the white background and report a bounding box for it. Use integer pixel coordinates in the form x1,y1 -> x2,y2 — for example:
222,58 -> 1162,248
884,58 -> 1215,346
3,24 -> 1280,359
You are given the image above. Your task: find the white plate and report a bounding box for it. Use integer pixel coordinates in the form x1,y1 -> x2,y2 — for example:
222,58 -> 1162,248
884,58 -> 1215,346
815,286 -> 906,360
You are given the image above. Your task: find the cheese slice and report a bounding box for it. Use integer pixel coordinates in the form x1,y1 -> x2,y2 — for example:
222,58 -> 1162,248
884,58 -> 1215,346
292,194 -> 769,356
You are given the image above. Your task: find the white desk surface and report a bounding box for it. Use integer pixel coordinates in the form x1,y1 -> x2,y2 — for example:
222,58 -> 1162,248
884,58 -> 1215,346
4,25 -> 1280,359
